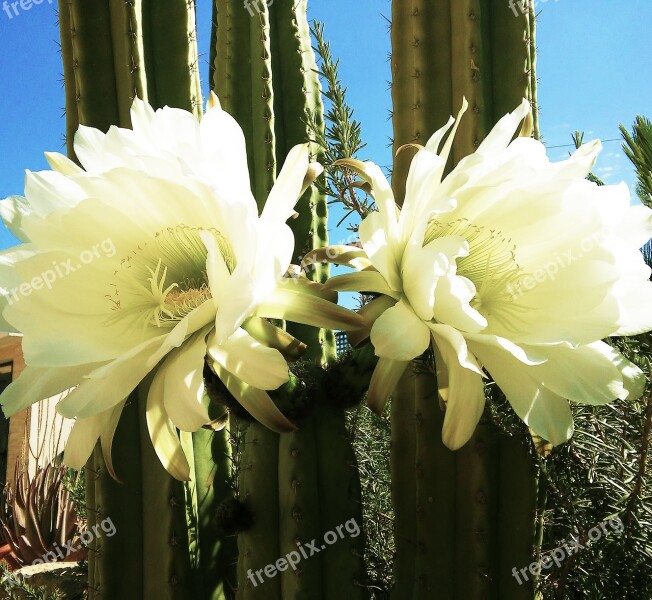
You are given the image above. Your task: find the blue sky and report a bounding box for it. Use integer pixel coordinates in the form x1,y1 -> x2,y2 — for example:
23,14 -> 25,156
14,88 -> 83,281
0,0 -> 650,250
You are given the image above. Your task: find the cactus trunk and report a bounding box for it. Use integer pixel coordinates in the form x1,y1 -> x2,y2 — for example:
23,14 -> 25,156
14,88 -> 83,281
91,397 -> 144,598
212,2 -> 365,597
237,422 -> 282,599
390,1 -> 539,598
58,1 -> 216,597
412,368 -> 456,599
193,422 -> 238,599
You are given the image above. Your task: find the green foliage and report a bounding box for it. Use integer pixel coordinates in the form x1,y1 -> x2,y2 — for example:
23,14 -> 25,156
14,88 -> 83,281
536,343 -> 652,599
620,116 -> 652,206
62,469 -> 85,522
0,563 -> 64,600
347,405 -> 393,599
309,21 -> 374,231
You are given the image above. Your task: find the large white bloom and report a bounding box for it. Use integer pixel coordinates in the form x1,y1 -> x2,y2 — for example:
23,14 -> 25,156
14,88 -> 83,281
0,96 -> 362,479
307,99 -> 652,449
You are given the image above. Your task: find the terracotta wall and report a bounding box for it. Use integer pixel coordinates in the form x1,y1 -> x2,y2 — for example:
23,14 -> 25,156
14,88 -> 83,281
0,335 -> 73,481
0,335 -> 27,481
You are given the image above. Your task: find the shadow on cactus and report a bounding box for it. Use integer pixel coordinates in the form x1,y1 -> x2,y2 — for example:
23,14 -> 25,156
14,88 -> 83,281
0,465 -> 84,567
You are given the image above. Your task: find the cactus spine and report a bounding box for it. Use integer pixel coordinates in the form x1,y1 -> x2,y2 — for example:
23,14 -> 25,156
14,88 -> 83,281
390,1 -> 539,598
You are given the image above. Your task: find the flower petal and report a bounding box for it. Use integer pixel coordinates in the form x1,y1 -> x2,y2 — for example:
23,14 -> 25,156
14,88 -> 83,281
242,317 -> 307,361
301,245 -> 373,272
531,341 -> 642,405
210,360 -> 296,433
262,144 -> 310,223
469,339 -> 574,445
162,330 -> 211,431
1,363 -> 102,417
433,274 -> 488,333
256,286 -> 365,331
146,366 -> 191,481
429,324 -> 485,450
476,99 -> 530,158
359,210 -> 401,290
208,328 -> 289,391
368,358 -> 410,414
370,298 -> 430,361
100,400 -> 128,481
402,236 -> 467,321
0,196 -> 30,242
44,152 -> 84,177
335,159 -> 397,235
200,230 -> 230,308
324,270 -> 400,300
64,411 -> 106,470
349,295 -> 397,348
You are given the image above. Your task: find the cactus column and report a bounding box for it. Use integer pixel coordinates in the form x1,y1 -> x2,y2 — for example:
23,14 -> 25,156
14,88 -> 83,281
212,2 -> 366,598
390,1 -> 539,599
58,1 -> 216,598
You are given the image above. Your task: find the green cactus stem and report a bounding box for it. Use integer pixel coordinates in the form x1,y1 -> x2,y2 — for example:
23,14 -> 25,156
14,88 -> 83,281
58,0 -> 79,161
391,0 -> 453,206
92,397 -> 144,598
389,370 -> 417,600
270,0 -> 330,280
138,380 -> 196,599
412,368 -> 456,599
489,0 -> 531,124
84,455 -> 98,600
108,0 -> 147,126
390,1 -> 539,598
497,435 -> 538,598
62,0 -> 122,131
193,420 -> 238,600
237,422 -> 282,599
214,0 -> 256,200
527,3 -> 540,139
313,404 -> 367,599
450,0 -> 493,164
454,421 -> 499,600
58,2 -> 207,598
142,0 -> 202,117
278,419 -> 323,598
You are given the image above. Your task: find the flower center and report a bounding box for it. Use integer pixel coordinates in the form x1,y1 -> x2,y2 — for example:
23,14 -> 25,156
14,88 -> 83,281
424,218 -> 529,330
107,225 -> 232,329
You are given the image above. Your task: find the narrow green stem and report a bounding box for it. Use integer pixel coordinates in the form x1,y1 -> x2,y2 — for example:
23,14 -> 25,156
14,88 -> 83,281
142,0 -> 202,115
237,423 -> 281,599
390,370 -> 417,600
193,424 -> 238,599
58,0 -> 79,161
314,406 -> 367,599
454,421 -> 499,600
93,397 -> 144,598
138,382 -> 195,599
412,369 -> 456,600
